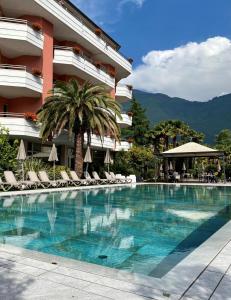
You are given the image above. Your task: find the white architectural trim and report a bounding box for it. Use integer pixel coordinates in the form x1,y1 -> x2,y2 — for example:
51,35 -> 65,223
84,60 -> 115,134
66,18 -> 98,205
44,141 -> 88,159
0,17 -> 44,50
35,0 -> 131,74
54,48 -> 115,88
0,66 -> 43,94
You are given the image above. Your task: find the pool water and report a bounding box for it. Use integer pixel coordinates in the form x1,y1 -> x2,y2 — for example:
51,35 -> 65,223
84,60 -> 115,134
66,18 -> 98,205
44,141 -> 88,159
0,185 -> 231,278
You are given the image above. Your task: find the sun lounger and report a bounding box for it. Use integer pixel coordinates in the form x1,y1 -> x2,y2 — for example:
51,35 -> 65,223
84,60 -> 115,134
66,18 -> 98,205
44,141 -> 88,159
4,171 -> 37,190
104,171 -> 118,184
38,171 -> 67,187
92,171 -> 109,184
84,171 -> 98,185
60,171 -> 81,186
0,178 -> 12,191
69,171 -> 88,185
110,172 -> 132,184
27,171 -> 52,188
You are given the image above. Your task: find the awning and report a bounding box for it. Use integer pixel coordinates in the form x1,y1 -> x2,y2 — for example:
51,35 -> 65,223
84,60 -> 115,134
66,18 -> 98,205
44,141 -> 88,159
162,142 -> 224,158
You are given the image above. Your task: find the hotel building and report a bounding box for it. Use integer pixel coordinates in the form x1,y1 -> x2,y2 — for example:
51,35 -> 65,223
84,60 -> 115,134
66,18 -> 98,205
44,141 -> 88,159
0,0 -> 133,167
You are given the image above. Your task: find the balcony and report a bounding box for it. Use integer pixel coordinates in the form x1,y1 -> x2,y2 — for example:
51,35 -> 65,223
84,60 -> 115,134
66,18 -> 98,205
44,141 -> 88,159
115,141 -> 132,152
54,47 -> 115,88
0,65 -> 43,98
116,84 -> 133,103
0,113 -> 40,138
116,113 -> 132,128
84,134 -> 131,151
0,17 -> 44,57
1,0 -> 131,79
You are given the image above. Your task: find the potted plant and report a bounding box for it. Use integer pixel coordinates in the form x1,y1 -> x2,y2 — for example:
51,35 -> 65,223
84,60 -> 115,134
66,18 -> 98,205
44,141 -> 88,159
95,62 -> 101,69
32,68 -> 42,77
32,23 -> 42,32
128,57 -> 133,64
73,46 -> 82,55
24,112 -> 38,122
109,70 -> 116,78
95,28 -> 102,36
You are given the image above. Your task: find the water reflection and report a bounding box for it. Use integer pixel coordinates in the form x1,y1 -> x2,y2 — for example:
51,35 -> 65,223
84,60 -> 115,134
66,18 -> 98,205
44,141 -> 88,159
0,185 -> 230,277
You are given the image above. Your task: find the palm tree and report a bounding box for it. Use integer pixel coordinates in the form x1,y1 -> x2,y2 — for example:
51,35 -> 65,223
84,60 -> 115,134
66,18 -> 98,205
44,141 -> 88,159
37,80 -> 121,176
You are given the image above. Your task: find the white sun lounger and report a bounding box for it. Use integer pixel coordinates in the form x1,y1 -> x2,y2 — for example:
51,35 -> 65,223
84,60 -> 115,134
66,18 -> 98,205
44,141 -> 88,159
69,171 -> 88,186
38,171 -> 68,187
4,171 -> 37,190
92,171 -> 109,184
60,171 -> 81,186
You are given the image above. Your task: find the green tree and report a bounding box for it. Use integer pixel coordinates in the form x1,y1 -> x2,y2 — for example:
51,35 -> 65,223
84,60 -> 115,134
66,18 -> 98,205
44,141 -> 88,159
0,125 -> 18,173
37,80 -> 121,177
113,146 -> 156,179
122,98 -> 150,146
215,129 -> 231,161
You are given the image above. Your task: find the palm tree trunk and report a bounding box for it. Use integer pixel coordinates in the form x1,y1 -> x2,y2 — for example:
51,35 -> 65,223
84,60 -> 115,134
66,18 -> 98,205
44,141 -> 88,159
74,130 -> 84,177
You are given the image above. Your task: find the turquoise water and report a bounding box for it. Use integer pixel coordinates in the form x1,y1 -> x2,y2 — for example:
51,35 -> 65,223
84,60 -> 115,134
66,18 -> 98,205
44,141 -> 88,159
0,185 -> 231,278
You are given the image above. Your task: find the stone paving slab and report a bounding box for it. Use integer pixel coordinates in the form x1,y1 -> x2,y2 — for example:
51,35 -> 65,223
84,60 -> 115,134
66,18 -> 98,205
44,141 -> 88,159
184,270 -> 223,300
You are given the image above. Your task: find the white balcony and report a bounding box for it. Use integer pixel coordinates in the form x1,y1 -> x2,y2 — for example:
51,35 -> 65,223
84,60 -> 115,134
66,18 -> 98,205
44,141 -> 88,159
0,65 -> 43,98
1,0 -> 132,80
54,47 -> 115,88
0,17 -> 44,57
84,134 -> 131,151
115,141 -> 132,152
116,113 -> 132,128
0,114 -> 40,139
116,85 -> 133,103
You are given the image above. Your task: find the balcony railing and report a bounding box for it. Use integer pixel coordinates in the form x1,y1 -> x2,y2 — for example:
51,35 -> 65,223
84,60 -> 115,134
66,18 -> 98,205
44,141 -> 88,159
53,0 -> 130,61
0,64 -> 43,77
0,64 -> 43,96
0,112 -> 25,118
54,46 -> 115,87
37,0 -> 131,74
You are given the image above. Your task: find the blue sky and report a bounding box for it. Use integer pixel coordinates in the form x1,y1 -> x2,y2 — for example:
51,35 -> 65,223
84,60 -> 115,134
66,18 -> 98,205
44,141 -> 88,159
72,0 -> 231,101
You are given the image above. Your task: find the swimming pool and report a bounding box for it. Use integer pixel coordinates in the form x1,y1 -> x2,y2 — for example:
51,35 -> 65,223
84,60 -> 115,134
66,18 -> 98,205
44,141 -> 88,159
0,184 -> 230,278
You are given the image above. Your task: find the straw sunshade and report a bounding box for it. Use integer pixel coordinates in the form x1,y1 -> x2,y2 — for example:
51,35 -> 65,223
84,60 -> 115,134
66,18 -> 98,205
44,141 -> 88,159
48,144 -> 59,181
17,140 -> 27,181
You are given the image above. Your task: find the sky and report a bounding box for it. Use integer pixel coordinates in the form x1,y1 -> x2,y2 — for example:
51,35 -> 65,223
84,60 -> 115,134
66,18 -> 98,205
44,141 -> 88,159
71,0 -> 231,101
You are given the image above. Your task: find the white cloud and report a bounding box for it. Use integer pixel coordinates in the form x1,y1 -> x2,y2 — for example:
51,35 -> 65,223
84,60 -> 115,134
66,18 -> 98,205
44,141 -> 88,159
126,37 -> 231,101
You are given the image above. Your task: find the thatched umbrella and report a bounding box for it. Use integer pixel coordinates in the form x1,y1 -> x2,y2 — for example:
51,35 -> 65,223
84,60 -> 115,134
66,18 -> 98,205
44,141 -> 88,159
16,140 -> 27,181
84,146 -> 92,173
48,144 -> 58,181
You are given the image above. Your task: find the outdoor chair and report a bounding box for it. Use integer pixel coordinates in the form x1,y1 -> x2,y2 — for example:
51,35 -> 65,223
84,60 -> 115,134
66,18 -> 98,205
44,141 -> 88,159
69,171 -> 88,186
38,171 -> 68,187
84,171 -> 98,185
27,171 -> 52,188
4,171 -> 37,190
110,172 -> 132,184
0,178 -> 12,192
92,171 -> 109,184
60,171 -> 81,186
104,171 -> 118,184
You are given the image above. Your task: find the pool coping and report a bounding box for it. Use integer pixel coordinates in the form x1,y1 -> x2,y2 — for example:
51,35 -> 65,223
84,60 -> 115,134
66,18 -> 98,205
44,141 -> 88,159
0,183 -> 231,299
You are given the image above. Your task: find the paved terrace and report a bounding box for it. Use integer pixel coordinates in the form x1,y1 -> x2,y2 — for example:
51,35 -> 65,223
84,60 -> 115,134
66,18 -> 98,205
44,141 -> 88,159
0,183 -> 230,299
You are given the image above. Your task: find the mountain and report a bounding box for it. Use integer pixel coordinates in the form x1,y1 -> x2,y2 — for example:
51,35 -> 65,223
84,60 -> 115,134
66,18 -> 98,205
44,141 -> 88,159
130,90 -> 231,144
